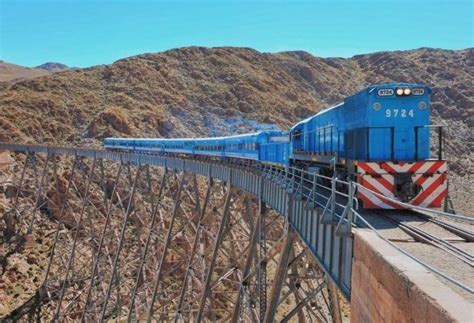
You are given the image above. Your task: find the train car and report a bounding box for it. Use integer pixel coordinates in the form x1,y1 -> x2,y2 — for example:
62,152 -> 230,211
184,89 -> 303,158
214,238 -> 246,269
289,83 -> 447,208
104,130 -> 288,163
104,82 -> 448,210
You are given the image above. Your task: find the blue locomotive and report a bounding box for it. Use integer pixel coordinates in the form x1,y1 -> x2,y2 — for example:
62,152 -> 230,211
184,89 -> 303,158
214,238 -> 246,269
104,83 -> 448,209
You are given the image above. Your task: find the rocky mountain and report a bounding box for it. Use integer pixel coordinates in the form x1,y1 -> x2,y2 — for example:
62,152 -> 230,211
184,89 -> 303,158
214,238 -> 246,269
0,46 -> 472,209
35,62 -> 69,72
0,61 -> 50,82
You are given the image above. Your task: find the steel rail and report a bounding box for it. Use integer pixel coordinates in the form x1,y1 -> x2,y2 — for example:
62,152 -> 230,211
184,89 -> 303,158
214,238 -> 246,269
409,210 -> 474,242
426,217 -> 474,242
377,212 -> 473,267
354,211 -> 474,294
355,183 -> 473,223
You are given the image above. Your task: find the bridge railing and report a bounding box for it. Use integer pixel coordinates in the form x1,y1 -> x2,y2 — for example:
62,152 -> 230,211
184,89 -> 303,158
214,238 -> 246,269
4,141 -> 469,302
258,164 -> 358,237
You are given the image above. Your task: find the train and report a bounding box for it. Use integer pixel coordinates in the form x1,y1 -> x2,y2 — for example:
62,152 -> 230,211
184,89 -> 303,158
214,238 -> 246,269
104,82 -> 448,209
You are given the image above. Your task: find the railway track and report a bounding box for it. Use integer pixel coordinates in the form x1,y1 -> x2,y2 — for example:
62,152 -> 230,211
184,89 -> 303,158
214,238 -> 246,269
417,213 -> 474,242
371,210 -> 474,267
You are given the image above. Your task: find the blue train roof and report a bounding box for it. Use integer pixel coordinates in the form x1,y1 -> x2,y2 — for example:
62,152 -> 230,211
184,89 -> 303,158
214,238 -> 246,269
290,102 -> 343,131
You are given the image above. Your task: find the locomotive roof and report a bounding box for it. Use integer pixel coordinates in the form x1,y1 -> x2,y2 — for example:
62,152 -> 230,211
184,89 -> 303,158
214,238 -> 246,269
289,83 -> 430,132
290,102 -> 343,131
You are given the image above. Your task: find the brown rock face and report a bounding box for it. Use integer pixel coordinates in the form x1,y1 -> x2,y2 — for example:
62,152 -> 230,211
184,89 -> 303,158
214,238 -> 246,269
0,152 -> 12,170
45,171 -> 77,228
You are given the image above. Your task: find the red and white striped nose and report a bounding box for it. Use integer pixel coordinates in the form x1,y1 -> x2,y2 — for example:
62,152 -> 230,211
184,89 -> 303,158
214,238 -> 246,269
356,161 -> 448,209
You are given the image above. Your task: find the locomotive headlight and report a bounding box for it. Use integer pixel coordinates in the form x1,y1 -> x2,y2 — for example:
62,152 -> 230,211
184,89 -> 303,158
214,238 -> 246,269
372,102 -> 381,111
396,88 -> 404,96
404,88 -> 411,95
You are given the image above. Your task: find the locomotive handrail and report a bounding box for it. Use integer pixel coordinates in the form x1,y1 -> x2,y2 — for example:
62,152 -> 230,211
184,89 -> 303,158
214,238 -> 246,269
291,125 -> 399,162
291,125 -> 338,157
414,124 -> 444,160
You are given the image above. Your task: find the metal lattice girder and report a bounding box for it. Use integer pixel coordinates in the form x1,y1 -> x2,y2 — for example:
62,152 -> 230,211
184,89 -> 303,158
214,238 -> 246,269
0,146 -> 347,322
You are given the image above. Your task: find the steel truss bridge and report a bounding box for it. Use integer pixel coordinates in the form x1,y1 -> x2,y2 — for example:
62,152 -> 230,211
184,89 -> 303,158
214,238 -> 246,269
0,143 -> 469,322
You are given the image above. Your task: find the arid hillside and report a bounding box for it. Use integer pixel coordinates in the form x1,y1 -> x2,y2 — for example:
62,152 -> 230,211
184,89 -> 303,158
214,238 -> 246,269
0,46 -> 472,210
0,61 -> 51,82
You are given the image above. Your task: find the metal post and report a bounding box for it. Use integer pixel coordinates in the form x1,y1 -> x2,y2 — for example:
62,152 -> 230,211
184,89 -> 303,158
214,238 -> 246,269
80,162 -> 123,322
390,127 -> 395,161
263,230 -> 295,323
174,177 -> 214,322
146,175 -> 185,322
294,170 -> 304,201
100,163 -> 142,321
13,152 -> 30,208
288,249 -> 305,322
326,277 -> 343,323
53,157 -> 97,321
335,181 -> 354,237
258,200 -> 267,322
230,199 -> 261,323
43,156 -> 78,286
320,176 -> 336,224
127,170 -> 169,323
27,153 -> 51,233
4,152 -> 30,242
195,183 -> 233,322
438,126 -> 443,160
414,126 -> 419,161
280,281 -> 326,323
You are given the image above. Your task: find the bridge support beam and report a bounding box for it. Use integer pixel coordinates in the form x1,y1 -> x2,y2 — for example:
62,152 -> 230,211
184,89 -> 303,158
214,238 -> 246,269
0,145 -> 342,322
264,229 -> 295,322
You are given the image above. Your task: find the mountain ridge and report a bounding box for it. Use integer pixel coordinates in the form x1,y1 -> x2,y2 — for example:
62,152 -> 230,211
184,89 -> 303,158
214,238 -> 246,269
35,62 -> 69,72
0,47 -> 472,172
0,61 -> 51,82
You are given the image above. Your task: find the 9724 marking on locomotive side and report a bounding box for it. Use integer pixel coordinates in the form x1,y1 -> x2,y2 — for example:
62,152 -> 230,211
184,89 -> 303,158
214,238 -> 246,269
385,108 -> 415,118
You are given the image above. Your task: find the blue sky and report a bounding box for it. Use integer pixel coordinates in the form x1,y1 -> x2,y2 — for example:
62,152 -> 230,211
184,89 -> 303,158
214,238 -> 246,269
1,0 -> 472,67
